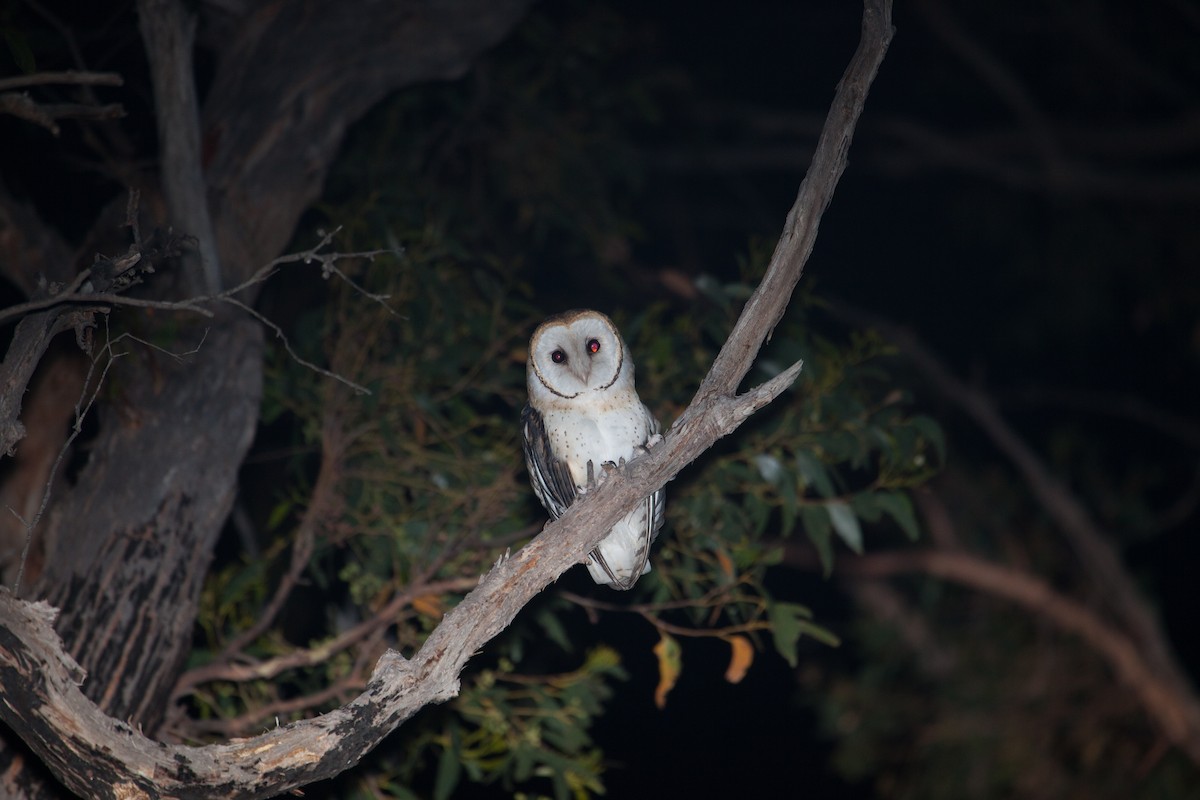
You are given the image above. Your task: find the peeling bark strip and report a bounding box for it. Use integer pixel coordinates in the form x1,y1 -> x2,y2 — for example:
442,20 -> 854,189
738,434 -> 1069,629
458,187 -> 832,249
0,2 -> 894,798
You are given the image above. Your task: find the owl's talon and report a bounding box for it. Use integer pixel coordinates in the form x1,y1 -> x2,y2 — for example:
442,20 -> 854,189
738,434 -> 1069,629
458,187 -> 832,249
644,433 -> 663,451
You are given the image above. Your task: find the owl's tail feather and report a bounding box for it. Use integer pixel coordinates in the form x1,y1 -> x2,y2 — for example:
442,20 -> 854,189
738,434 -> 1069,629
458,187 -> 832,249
587,547 -> 650,591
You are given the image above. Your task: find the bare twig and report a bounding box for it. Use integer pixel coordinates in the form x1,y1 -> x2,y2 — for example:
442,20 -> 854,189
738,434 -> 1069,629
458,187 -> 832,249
187,675 -> 369,738
0,226 -> 396,330
0,289 -> 211,327
0,71 -> 123,92
224,297 -> 370,395
562,589 -> 770,639
172,576 -> 479,696
2,97 -> 123,128
0,70 -> 126,135
0,229 -> 396,404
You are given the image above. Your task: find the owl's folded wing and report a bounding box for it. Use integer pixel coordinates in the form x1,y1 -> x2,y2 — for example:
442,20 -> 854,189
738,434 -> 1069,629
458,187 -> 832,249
521,404 -> 578,519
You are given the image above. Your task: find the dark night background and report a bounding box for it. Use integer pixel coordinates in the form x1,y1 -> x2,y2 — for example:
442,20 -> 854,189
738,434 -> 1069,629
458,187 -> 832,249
1,0 -> 1198,798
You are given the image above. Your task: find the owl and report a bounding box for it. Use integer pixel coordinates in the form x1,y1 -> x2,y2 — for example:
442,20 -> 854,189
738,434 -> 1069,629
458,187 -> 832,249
522,309 -> 665,590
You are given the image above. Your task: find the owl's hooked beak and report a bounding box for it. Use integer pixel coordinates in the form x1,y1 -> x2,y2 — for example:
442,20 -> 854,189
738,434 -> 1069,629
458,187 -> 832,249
570,361 -> 591,387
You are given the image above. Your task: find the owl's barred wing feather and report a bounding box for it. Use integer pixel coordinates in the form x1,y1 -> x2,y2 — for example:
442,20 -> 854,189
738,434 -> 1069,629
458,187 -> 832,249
521,404 -> 577,519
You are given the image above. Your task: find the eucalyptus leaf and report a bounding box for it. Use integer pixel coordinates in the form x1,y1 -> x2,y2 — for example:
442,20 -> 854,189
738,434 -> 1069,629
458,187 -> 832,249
801,504 -> 834,575
767,601 -> 814,667
795,450 -> 835,498
826,500 -> 863,554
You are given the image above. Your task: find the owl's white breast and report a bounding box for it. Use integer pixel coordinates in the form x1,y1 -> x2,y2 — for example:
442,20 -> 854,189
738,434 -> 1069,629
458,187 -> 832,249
539,393 -> 652,488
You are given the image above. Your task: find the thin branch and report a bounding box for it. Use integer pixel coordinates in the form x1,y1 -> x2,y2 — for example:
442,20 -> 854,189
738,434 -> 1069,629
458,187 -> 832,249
691,0 -> 892,402
0,290 -> 212,326
173,575 -> 481,696
186,675 -> 369,739
0,235 -> 396,329
7,98 -> 124,125
0,71 -> 123,92
223,297 -> 370,395
562,589 -> 770,639
0,232 -> 396,407
0,68 -> 126,135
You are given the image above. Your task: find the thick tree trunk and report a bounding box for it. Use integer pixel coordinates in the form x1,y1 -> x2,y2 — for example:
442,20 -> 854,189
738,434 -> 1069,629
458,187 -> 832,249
34,316 -> 263,730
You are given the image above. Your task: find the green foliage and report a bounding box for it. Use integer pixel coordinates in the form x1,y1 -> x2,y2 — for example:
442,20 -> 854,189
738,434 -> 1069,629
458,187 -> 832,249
388,647 -> 624,800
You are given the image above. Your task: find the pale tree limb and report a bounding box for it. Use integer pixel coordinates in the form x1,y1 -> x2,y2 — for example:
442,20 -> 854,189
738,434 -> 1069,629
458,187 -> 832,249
0,2 -> 894,797
137,0 -> 222,294
802,547 -> 1200,764
692,0 -> 891,402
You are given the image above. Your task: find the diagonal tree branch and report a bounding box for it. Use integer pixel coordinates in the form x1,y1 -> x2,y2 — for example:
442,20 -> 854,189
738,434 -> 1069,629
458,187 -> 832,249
693,0 -> 893,402
818,548 -> 1200,764
0,1 -> 894,797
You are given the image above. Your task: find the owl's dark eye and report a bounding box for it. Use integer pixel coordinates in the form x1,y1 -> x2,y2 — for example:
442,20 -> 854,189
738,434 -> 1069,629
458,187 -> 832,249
587,338 -> 601,354
551,349 -> 567,364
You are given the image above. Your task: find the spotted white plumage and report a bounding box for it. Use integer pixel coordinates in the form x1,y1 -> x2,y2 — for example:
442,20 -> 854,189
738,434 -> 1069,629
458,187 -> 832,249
522,309 -> 665,590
